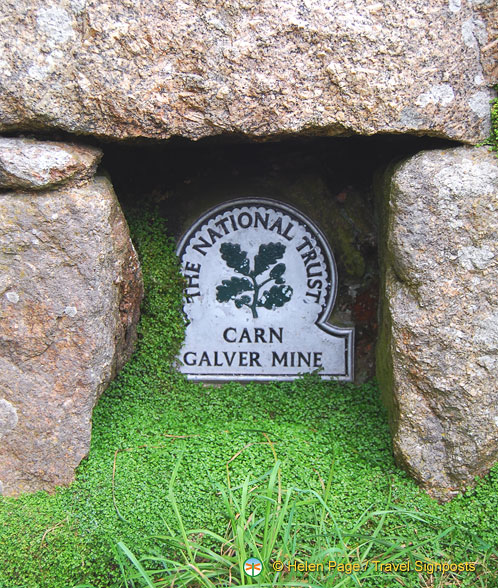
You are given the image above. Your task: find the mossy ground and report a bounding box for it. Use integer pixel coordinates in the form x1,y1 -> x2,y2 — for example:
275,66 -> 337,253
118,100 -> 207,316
0,207 -> 497,588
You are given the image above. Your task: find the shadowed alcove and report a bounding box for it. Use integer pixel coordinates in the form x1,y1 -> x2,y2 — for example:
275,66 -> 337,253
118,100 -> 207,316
102,133 -> 455,382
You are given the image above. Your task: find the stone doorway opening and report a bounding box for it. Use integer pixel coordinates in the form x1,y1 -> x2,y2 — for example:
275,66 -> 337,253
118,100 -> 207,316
103,134 -> 454,383
103,134 -> 498,500
6,131 -> 495,501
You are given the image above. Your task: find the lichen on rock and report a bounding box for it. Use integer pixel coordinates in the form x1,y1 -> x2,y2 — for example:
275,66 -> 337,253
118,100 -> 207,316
0,0 -> 494,142
377,146 -> 498,500
0,142 -> 143,496
0,137 -> 102,190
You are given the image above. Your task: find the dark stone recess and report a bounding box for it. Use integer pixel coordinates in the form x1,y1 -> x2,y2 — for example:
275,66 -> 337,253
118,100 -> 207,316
103,134 -> 455,382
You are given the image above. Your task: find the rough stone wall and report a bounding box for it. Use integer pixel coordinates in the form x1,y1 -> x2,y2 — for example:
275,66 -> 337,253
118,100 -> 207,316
474,0 -> 498,83
0,0 -> 496,499
0,0 -> 494,142
377,146 -> 498,500
0,139 -> 143,496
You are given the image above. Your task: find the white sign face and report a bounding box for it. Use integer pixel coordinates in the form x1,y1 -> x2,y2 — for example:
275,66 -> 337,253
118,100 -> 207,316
176,198 -> 354,381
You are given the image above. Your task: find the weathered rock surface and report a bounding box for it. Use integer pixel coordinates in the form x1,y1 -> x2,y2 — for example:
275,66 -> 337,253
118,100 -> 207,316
0,174 -> 143,495
0,137 -> 101,190
377,146 -> 498,500
0,0 -> 494,143
474,0 -> 498,83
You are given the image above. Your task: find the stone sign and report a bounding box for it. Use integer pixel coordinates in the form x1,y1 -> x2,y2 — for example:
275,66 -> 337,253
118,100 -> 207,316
176,198 -> 354,381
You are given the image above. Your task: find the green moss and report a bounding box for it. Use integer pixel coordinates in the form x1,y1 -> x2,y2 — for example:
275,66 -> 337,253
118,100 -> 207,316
372,163 -> 400,424
0,203 -> 497,588
284,174 -> 370,280
332,209 -> 367,278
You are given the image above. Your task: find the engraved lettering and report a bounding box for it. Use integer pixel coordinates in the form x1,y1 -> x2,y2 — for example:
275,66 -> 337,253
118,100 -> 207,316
223,327 -> 237,343
215,217 -> 231,235
269,217 -> 283,235
272,351 -> 287,367
238,212 -> 252,229
269,327 -> 283,343
254,211 -> 269,229
176,199 -> 353,381
254,327 -> 266,343
208,227 -> 223,244
183,351 -> 197,366
282,222 -> 295,241
192,236 -> 212,256
224,351 -> 236,366
199,351 -> 211,366
296,236 -> 313,252
249,351 -> 261,367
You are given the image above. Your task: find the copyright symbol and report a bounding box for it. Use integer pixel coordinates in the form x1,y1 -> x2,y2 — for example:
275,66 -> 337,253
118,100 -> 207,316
273,560 -> 284,572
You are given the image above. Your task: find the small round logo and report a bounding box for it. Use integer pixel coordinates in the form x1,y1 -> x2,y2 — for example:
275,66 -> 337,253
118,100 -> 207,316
244,557 -> 263,577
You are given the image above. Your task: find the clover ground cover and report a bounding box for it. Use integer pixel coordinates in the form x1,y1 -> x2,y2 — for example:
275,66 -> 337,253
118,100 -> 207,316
0,208 -> 497,588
